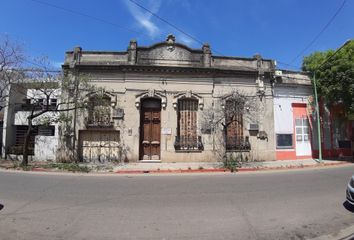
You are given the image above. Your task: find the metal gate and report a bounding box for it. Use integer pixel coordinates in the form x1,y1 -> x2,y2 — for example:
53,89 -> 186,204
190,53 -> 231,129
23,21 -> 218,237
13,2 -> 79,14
79,130 -> 120,163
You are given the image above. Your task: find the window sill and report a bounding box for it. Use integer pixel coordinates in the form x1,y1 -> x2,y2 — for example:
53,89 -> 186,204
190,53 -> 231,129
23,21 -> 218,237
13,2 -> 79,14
276,147 -> 294,150
226,149 -> 251,152
175,150 -> 203,153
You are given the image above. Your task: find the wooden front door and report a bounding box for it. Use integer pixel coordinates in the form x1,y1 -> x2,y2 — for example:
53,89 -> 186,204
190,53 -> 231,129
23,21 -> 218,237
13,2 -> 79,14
140,98 -> 161,160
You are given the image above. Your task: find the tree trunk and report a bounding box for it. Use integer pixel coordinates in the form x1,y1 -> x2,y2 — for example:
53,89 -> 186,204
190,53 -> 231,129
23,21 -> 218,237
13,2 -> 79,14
21,118 -> 33,166
223,125 -> 228,161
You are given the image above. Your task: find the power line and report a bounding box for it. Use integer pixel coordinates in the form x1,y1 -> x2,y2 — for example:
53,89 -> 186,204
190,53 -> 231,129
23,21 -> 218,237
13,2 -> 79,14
28,0 -> 259,71
128,0 -> 204,46
128,0 -> 259,71
27,0 -> 149,38
289,0 -> 347,65
316,39 -> 352,70
276,61 -> 301,70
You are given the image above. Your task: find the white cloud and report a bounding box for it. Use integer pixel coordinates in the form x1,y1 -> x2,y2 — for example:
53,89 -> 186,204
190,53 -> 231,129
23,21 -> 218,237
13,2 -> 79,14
178,35 -> 193,46
124,0 -> 161,38
176,34 -> 200,48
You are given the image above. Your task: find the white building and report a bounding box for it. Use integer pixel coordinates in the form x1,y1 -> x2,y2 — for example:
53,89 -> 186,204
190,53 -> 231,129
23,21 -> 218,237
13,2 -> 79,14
273,70 -> 313,160
2,83 -> 60,161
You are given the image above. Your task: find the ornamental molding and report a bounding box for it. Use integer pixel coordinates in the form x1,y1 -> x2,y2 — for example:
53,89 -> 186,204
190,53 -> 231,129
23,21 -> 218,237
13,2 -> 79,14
135,89 -> 167,109
172,91 -> 204,110
86,90 -> 117,107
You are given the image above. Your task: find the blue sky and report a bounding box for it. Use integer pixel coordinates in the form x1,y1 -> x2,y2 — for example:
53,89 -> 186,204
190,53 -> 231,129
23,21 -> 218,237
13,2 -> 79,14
1,0 -> 353,70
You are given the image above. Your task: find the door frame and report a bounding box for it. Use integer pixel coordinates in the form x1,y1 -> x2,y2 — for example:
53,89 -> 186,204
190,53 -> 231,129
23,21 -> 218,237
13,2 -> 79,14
139,98 -> 162,161
292,103 -> 312,158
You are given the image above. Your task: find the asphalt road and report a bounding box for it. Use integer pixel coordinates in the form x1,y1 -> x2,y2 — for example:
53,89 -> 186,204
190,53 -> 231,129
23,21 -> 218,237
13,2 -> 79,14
1,166 -> 354,240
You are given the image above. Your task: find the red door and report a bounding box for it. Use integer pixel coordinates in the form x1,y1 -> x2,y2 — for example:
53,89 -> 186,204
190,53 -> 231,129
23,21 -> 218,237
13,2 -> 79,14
140,99 -> 161,160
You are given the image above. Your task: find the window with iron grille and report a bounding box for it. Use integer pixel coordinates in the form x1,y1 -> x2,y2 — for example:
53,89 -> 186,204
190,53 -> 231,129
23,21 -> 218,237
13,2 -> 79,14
87,96 -> 112,128
225,100 -> 247,151
176,99 -> 200,150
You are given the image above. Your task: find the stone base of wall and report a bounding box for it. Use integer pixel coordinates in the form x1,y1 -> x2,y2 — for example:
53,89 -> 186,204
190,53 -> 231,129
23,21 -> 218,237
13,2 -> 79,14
161,150 -> 217,163
126,149 -> 277,163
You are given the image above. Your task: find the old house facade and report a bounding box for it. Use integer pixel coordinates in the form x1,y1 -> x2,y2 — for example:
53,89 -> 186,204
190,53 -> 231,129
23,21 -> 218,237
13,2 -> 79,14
62,35 -> 278,163
2,83 -> 60,161
273,70 -> 313,160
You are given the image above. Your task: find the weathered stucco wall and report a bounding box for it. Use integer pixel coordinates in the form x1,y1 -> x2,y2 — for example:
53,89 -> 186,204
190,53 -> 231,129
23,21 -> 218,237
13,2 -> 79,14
67,69 -> 276,162
59,35 -> 312,163
34,135 -> 58,161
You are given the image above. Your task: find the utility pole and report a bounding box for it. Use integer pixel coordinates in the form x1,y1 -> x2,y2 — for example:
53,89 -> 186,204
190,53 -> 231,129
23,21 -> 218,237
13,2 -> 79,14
312,72 -> 322,161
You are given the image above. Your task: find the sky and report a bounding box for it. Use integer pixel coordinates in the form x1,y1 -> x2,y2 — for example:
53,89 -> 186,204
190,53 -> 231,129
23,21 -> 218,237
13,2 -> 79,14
1,0 -> 353,70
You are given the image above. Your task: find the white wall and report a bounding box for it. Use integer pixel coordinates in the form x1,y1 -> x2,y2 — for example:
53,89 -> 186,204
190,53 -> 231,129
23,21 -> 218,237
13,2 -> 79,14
273,86 -> 311,134
34,136 -> 58,161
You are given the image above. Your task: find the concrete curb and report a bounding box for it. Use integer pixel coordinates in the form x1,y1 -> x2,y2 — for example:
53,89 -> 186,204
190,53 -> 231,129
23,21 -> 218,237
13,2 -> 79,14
115,169 -> 227,174
0,161 -> 352,175
115,161 -> 353,174
32,168 -> 48,172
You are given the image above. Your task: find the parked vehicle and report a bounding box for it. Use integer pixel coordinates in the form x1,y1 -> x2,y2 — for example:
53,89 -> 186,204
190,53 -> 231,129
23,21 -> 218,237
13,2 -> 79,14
346,175 -> 354,205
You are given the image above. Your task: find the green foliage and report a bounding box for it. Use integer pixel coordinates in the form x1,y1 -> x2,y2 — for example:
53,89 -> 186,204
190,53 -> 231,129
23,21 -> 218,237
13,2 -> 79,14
224,153 -> 243,172
43,163 -> 91,173
302,40 -> 354,113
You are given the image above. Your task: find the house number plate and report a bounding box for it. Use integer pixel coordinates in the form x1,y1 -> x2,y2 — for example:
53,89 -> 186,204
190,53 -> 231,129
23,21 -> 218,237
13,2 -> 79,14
161,128 -> 172,135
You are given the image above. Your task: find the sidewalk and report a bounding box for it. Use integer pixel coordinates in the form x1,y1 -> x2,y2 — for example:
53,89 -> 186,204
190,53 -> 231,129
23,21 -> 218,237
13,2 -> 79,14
0,158 -> 352,174
114,159 -> 353,174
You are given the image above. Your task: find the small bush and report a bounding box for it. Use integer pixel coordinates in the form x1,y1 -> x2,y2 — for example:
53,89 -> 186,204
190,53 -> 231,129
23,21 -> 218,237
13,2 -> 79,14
21,165 -> 33,171
57,163 -> 90,173
224,154 -> 242,172
42,163 -> 91,173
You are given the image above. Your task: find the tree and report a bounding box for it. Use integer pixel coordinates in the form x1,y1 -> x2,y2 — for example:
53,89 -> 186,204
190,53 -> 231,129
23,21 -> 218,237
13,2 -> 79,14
302,40 -> 354,113
0,35 -> 25,110
202,90 -> 258,171
19,59 -> 96,166
0,36 -> 101,166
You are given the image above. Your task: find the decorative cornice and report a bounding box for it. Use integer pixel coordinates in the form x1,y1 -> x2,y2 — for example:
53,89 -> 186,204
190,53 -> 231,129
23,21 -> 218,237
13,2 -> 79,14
64,64 -> 261,75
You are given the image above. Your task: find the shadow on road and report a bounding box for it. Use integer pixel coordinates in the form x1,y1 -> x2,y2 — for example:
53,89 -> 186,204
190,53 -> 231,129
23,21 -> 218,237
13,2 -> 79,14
343,201 -> 354,213
0,204 -> 3,211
